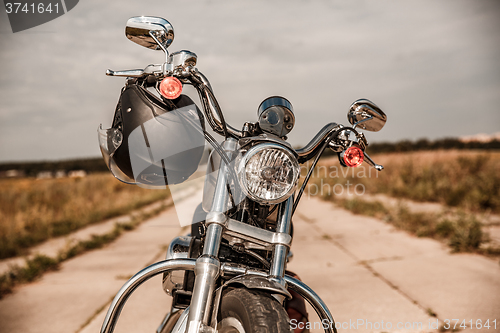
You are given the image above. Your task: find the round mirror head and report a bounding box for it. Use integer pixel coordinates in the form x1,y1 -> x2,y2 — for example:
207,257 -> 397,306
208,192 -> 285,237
348,99 -> 387,132
125,16 -> 174,51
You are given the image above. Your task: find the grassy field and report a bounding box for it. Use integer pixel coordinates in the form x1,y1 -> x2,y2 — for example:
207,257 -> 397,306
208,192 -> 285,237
314,150 -> 500,213
0,203 -> 168,298
0,173 -> 170,259
334,198 -> 489,253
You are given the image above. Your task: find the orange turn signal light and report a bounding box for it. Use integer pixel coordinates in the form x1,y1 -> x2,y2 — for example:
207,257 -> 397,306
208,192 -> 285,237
159,76 -> 182,99
342,146 -> 364,167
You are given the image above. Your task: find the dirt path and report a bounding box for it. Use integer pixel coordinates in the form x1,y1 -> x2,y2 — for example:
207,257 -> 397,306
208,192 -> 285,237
0,196 -> 499,333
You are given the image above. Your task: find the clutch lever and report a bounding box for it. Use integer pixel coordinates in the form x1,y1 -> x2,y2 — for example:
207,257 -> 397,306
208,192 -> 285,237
363,152 -> 384,171
106,69 -> 144,77
106,64 -> 165,78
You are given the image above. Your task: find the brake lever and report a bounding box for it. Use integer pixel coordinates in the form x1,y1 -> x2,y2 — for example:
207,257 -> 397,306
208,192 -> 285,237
106,69 -> 144,77
363,152 -> 384,171
106,64 -> 165,78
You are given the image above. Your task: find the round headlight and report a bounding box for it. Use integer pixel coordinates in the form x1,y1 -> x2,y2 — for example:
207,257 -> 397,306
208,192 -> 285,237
238,143 -> 299,204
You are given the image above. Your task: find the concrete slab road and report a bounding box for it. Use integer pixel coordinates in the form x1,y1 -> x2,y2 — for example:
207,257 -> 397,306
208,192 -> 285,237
288,197 -> 500,333
0,196 -> 499,333
0,207 -> 183,333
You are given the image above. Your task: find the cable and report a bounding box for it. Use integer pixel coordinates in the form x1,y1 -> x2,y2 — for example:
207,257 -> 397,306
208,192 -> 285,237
266,204 -> 279,218
203,85 -> 229,138
244,249 -> 270,269
189,72 -> 229,138
292,127 -> 358,214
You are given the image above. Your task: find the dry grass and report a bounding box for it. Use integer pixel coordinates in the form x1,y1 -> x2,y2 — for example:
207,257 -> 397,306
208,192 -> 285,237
0,173 -> 170,259
309,150 -> 499,254
316,150 -> 500,213
0,202 -> 168,298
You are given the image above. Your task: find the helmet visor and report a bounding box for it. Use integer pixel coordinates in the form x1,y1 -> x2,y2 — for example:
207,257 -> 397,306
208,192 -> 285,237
98,125 -> 136,184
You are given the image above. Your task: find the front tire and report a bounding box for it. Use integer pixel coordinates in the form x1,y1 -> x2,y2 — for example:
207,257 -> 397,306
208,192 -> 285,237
218,288 -> 292,333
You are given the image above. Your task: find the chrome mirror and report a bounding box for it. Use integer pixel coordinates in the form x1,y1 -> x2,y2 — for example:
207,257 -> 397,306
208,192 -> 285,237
348,99 -> 387,132
125,16 -> 174,52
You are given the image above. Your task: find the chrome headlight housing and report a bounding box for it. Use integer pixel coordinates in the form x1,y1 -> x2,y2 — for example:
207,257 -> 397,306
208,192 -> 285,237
238,143 -> 299,204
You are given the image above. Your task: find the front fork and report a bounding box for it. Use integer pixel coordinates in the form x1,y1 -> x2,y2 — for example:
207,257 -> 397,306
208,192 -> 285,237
186,138 -> 294,333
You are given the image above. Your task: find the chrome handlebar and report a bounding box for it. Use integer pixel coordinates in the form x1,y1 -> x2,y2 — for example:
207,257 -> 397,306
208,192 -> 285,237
295,123 -> 384,170
106,63 -> 242,138
295,123 -> 341,163
189,69 -> 242,138
105,63 -> 383,169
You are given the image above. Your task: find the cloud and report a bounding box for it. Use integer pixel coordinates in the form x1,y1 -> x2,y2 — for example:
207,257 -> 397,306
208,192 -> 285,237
0,0 -> 499,162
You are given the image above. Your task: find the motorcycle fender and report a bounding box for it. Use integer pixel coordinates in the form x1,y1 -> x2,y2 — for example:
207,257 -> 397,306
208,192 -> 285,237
207,274 -> 293,329
223,274 -> 292,299
156,308 -> 182,333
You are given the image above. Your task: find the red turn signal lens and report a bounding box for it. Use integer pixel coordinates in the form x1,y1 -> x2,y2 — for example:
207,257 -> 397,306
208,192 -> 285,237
159,77 -> 182,99
343,146 -> 364,167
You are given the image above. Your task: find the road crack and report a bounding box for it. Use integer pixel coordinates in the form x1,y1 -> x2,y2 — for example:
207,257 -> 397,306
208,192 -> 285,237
310,223 -> 438,321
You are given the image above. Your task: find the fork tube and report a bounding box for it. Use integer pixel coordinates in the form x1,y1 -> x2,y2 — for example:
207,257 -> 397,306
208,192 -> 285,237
187,138 -> 237,332
270,195 -> 294,283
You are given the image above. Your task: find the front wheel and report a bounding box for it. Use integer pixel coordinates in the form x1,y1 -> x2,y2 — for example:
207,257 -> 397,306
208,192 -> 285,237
218,288 -> 292,333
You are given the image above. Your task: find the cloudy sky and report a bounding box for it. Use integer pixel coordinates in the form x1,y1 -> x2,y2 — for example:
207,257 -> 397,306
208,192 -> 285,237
0,0 -> 499,162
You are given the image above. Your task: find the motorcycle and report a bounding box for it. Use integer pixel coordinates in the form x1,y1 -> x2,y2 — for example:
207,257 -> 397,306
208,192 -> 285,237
98,16 -> 387,333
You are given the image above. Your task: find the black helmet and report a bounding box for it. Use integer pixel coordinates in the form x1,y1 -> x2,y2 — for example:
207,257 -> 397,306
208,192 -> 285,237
98,84 -> 205,188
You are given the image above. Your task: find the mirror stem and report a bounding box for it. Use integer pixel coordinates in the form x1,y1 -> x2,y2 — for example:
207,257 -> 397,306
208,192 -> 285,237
353,116 -> 373,130
149,31 -> 170,62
